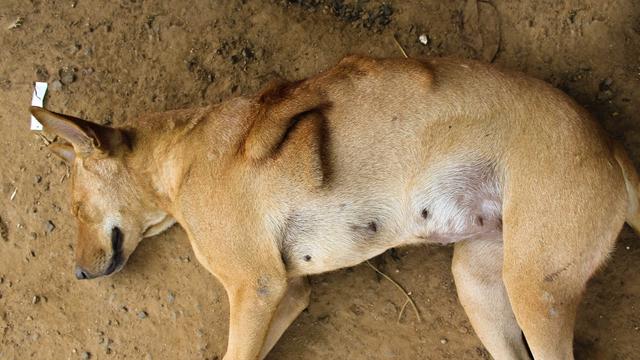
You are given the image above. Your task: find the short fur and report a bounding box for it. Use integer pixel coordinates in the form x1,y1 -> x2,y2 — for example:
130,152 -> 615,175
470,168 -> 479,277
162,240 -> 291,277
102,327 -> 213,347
32,56 -> 639,360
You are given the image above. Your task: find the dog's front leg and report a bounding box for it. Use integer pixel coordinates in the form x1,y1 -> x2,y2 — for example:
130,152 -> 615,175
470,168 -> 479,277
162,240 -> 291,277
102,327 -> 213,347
258,277 -> 311,359
223,273 -> 288,360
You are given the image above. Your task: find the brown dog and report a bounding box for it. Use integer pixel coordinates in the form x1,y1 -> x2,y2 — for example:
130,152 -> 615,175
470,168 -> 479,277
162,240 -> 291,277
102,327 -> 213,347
31,55 -> 639,360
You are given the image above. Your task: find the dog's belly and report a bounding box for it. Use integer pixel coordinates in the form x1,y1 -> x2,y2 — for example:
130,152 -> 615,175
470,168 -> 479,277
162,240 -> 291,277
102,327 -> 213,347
281,160 -> 503,277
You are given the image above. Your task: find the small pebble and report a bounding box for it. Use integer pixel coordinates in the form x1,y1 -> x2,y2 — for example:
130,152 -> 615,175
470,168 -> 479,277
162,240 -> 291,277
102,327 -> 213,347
59,67 -> 76,85
349,303 -> 364,316
241,47 -> 254,60
35,66 -> 49,82
69,43 -> 81,55
440,338 -> 448,344
626,246 -> 631,250
137,310 -> 148,319
0,217 -> 8,241
32,295 -> 40,304
418,34 -> 429,45
45,220 -> 56,233
599,78 -> 613,91
81,351 -> 91,360
51,80 -> 63,91
167,291 -> 175,304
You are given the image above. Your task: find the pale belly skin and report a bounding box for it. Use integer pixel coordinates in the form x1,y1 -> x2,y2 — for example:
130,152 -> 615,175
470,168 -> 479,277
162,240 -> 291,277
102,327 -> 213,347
281,157 -> 503,277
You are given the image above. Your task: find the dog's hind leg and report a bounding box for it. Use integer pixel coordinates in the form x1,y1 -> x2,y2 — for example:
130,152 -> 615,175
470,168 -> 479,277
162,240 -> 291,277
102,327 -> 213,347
258,277 -> 311,359
501,222 -> 623,360
501,234 -> 611,360
500,158 -> 628,359
452,237 -> 532,360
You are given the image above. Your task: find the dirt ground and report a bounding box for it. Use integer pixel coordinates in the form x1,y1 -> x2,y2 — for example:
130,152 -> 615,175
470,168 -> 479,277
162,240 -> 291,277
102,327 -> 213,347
0,0 -> 639,359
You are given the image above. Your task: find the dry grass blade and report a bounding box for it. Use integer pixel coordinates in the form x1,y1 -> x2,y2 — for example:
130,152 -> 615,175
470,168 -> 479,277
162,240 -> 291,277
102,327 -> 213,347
397,299 -> 410,323
365,260 -> 422,323
392,35 -> 409,59
36,133 -> 52,145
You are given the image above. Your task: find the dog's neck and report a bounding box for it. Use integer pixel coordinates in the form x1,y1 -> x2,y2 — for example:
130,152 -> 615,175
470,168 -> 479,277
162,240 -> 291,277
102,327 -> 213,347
129,100 -> 258,219
125,136 -> 187,220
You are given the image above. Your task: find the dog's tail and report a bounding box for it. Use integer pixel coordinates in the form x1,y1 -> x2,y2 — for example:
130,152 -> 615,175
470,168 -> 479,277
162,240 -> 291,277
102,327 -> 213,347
613,142 -> 640,234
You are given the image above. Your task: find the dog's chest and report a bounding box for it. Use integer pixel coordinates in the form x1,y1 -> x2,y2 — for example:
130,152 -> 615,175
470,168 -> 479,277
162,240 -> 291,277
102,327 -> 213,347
280,161 -> 503,277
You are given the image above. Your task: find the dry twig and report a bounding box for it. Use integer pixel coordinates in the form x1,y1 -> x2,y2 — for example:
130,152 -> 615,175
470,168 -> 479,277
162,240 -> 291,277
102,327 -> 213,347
365,260 -> 422,323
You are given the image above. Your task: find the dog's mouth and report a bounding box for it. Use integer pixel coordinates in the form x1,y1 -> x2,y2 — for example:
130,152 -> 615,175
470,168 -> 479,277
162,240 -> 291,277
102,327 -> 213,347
104,226 -> 125,276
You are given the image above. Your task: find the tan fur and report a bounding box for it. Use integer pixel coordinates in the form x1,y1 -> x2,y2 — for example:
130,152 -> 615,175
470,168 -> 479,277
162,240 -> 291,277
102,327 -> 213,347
32,56 -> 639,360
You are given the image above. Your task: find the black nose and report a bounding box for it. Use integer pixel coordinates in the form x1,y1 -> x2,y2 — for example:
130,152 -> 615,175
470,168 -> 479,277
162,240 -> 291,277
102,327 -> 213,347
75,265 -> 89,280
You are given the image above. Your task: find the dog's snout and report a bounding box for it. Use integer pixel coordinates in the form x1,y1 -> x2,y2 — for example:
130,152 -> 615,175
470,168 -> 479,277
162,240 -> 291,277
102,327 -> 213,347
73,227 -> 125,279
75,265 -> 89,280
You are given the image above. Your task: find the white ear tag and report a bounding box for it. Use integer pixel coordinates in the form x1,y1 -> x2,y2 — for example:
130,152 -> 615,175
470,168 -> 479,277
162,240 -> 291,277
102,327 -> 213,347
30,82 -> 48,131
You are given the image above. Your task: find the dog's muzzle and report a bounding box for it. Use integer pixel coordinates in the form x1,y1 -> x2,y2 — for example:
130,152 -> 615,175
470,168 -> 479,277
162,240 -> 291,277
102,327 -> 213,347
75,227 -> 125,280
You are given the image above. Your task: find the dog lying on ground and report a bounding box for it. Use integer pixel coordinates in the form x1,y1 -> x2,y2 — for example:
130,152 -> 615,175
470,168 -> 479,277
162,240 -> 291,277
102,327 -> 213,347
31,55 -> 640,360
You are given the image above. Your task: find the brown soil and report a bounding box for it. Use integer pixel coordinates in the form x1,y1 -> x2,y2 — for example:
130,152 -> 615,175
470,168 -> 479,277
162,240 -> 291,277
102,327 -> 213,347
1,1 -> 639,359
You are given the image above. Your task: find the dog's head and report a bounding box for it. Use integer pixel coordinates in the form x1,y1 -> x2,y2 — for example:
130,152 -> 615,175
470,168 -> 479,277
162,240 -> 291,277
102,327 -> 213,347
31,107 -> 174,280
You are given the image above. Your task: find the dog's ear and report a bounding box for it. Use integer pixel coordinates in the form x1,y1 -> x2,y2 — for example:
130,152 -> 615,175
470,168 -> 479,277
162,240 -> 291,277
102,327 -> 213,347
243,80 -> 329,160
30,107 -> 127,159
49,143 -> 76,163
